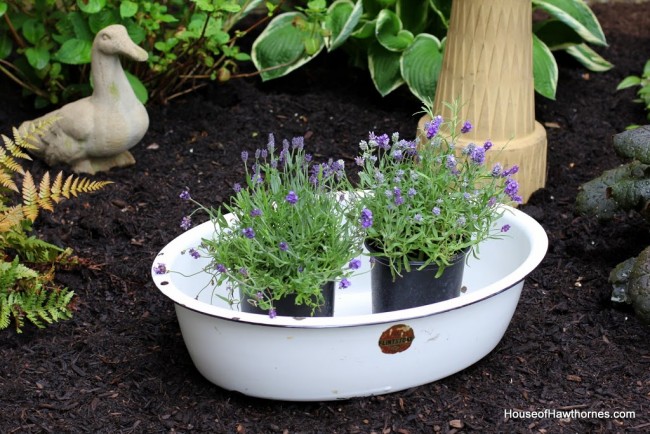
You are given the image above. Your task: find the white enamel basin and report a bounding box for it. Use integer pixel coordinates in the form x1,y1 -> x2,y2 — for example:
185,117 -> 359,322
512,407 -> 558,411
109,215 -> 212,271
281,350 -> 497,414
152,206 -> 547,401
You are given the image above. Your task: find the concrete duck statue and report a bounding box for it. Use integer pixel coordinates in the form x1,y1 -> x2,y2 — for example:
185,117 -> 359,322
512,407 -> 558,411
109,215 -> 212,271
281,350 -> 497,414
19,24 -> 149,174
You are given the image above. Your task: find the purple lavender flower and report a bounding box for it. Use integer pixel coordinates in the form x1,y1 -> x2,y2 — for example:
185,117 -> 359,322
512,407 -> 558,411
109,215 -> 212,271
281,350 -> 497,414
432,206 -> 441,216
254,149 -> 261,159
502,165 -> 519,177
501,224 -> 511,233
292,136 -> 304,150
355,156 -> 365,166
233,183 -> 242,193
269,308 -> 277,319
491,163 -> 503,177
504,178 -> 520,201
470,147 -> 486,165
414,213 -> 423,222
426,115 -> 443,139
461,121 -> 473,134
180,216 -> 192,230
305,153 -> 313,162
457,216 -> 467,226
261,149 -> 268,159
179,190 -> 191,200
360,207 -> 373,228
153,263 -> 167,275
483,140 -> 493,151
349,258 -> 362,270
216,263 -> 227,273
446,155 -> 457,171
267,133 -> 275,152
250,208 -> 262,217
279,241 -> 288,251
239,267 -> 248,277
188,248 -> 200,259
241,151 -> 248,162
394,195 -> 404,206
339,278 -> 351,289
285,190 -> 298,205
408,188 -> 417,197
487,197 -> 497,207
256,291 -> 264,300
376,133 -> 390,150
392,149 -> 403,160
242,227 -> 255,238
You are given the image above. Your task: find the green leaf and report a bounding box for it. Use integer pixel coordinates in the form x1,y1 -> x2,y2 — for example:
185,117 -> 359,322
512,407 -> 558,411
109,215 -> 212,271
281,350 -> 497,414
53,38 -> 92,65
77,0 -> 106,14
88,9 -> 120,34
22,19 -> 46,45
564,43 -> 613,72
368,40 -> 404,96
643,60 -> 650,77
123,21 -> 146,45
532,0 -> 606,46
400,33 -> 442,103
0,32 -> 12,59
617,76 -> 642,91
252,12 -> 324,81
376,9 -> 413,52
125,71 -> 148,104
76,0 -> 107,14
66,12 -> 94,41
25,46 -> 50,70
532,35 -> 558,100
351,18 -> 375,39
325,0 -> 362,52
533,19 -> 583,50
120,1 -> 138,18
0,2 -> 7,18
397,0 -> 429,34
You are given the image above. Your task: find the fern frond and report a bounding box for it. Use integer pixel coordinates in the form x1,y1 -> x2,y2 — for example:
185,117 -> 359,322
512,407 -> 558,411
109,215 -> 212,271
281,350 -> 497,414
4,130 -> 33,159
12,117 -> 56,152
21,172 -> 39,222
60,174 -> 112,198
0,138 -> 25,176
0,206 -> 25,233
0,170 -> 19,193
37,171 -> 54,211
50,172 -> 64,203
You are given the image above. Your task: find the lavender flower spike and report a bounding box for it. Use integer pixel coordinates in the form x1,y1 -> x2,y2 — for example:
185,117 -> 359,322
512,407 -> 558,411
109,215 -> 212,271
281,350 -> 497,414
285,190 -> 299,205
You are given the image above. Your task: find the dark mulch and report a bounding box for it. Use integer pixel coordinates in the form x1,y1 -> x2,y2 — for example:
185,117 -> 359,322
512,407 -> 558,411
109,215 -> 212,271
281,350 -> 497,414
1,3 -> 650,433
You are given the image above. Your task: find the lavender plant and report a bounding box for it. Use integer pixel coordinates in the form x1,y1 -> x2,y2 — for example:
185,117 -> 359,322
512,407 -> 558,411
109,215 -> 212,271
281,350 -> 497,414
355,102 -> 522,278
175,135 -> 366,317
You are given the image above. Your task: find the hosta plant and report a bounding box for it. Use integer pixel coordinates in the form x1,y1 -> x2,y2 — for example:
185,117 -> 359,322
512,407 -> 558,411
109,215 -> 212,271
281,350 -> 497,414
0,0 -> 277,107
0,119 -> 111,332
252,0 -> 610,102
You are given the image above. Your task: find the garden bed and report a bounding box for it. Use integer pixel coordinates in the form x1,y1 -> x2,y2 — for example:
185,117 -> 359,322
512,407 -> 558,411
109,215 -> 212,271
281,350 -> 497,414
1,2 -> 649,433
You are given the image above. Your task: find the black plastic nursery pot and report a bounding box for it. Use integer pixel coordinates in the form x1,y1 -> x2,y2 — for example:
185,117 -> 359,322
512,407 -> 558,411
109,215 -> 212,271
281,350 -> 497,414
239,281 -> 335,317
368,245 -> 468,313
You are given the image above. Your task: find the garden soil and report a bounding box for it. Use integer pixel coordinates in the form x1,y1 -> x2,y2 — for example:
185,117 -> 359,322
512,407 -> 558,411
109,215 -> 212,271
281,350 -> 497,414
1,2 -> 650,433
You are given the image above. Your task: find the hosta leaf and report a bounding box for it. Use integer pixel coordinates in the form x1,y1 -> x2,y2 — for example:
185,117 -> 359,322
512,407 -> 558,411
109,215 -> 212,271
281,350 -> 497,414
120,1 -> 138,18
400,33 -> 443,103
617,76 -> 641,91
564,43 -> 613,72
533,19 -> 583,50
532,35 -> 558,100
325,0 -> 362,52
376,9 -> 413,52
532,0 -> 606,46
397,0 -> 429,34
368,40 -> 404,96
252,12 -> 324,81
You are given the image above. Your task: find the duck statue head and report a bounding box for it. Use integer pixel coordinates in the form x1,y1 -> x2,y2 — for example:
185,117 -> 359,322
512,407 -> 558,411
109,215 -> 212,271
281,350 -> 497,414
19,24 -> 149,174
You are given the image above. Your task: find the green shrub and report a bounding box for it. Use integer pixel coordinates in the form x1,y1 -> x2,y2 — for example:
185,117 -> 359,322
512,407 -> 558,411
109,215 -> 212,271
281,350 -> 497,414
0,119 -> 111,333
251,0 -> 611,102
0,0 -> 277,107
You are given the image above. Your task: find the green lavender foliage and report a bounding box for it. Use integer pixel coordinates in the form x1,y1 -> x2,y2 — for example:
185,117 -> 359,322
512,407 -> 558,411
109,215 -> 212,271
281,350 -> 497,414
617,59 -> 650,127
